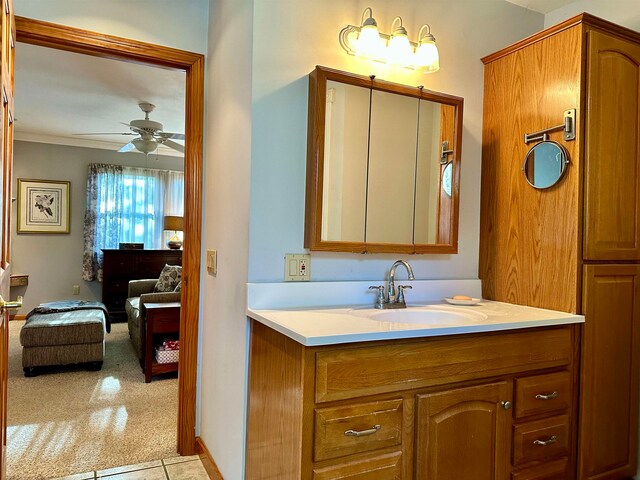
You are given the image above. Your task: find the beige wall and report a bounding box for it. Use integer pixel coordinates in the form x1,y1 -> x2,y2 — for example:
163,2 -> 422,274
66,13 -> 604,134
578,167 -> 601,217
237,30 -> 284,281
199,0 -> 253,477
11,141 -> 182,314
248,0 -> 543,282
544,0 -> 640,30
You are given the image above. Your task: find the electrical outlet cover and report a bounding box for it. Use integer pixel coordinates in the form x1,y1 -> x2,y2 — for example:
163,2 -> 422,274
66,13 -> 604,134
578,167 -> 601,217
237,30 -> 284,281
284,254 -> 310,281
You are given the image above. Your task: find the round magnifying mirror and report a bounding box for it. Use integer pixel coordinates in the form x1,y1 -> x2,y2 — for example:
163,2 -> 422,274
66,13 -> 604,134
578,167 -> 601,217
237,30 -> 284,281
523,140 -> 570,189
442,162 -> 453,197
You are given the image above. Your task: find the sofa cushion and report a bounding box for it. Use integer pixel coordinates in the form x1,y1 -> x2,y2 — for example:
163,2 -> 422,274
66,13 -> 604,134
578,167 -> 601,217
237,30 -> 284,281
20,310 -> 106,348
154,264 -> 182,292
126,297 -> 141,328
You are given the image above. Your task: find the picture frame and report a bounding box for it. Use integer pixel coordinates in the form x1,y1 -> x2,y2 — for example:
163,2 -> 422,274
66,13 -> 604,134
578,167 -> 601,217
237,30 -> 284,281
17,179 -> 70,234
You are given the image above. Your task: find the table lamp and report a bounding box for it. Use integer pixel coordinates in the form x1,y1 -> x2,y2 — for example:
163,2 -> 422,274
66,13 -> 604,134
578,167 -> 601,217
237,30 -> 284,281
164,215 -> 184,250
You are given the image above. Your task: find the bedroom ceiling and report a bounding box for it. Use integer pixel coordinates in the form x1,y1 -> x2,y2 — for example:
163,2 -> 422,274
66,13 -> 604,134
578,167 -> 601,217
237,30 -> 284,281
14,42 -> 186,158
505,0 -> 576,13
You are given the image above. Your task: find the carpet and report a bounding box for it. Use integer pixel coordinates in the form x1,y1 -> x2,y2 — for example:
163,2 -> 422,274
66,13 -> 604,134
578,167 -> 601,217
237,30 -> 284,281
7,320 -> 179,479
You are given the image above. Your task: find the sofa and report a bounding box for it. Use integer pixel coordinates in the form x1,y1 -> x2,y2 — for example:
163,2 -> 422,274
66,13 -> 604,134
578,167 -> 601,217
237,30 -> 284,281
125,279 -> 181,362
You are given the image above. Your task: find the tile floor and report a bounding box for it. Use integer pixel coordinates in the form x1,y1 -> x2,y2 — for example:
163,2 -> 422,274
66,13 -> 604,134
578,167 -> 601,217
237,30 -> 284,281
51,455 -> 210,480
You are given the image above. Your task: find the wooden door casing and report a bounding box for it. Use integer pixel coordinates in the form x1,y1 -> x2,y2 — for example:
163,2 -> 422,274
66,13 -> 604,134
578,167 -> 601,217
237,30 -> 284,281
415,381 -> 512,480
578,264 -> 640,480
584,31 -> 640,261
0,0 -> 13,477
14,16 -> 204,457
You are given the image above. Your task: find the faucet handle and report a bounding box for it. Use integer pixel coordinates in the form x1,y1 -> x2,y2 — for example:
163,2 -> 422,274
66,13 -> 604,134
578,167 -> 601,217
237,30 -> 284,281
369,285 -> 386,308
397,285 -> 412,304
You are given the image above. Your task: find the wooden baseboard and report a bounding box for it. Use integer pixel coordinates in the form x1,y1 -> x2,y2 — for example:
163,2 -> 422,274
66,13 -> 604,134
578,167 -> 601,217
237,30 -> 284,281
195,436 -> 224,480
10,314 -> 26,321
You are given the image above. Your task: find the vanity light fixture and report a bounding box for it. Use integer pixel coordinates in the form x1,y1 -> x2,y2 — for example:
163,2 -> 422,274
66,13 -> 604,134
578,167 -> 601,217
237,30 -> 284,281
338,7 -> 440,73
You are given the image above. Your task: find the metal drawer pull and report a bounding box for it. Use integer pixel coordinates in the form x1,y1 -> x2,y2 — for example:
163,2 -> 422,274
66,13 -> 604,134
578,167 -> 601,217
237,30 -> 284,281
344,425 -> 381,437
533,435 -> 558,446
535,391 -> 559,400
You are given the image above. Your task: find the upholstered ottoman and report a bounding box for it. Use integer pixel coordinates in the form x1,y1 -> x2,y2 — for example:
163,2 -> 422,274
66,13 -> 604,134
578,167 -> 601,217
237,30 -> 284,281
20,303 -> 109,377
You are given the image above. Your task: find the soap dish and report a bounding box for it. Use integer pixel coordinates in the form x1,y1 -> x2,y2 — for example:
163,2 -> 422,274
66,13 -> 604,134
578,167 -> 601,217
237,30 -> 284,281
444,297 -> 482,306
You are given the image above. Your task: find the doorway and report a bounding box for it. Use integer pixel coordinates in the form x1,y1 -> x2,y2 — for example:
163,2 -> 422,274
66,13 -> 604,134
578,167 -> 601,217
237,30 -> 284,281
9,15 -> 203,473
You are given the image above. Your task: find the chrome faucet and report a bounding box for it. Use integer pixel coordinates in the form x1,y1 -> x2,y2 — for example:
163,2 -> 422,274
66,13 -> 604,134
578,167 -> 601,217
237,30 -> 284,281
369,260 -> 415,309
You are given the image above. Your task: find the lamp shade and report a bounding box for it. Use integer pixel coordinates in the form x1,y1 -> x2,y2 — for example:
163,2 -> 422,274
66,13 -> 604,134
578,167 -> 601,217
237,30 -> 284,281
387,33 -> 412,65
164,215 -> 183,231
415,40 -> 439,72
354,24 -> 384,59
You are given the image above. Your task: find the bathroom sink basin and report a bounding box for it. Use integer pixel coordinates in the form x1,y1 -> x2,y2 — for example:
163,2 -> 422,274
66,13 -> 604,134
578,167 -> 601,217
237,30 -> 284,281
351,306 -> 487,326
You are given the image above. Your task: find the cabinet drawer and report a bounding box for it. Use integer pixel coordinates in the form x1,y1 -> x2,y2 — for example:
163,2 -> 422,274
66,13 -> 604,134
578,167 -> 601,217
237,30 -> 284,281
104,254 -> 134,274
104,297 -> 126,311
104,279 -> 129,295
515,371 -> 571,418
138,254 -> 181,277
315,327 -> 572,402
513,415 -> 569,465
512,457 -> 568,480
312,451 -> 402,480
314,399 -> 402,462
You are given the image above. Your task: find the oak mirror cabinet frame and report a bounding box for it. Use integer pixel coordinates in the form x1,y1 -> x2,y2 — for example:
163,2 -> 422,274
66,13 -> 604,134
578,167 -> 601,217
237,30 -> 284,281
304,66 -> 464,254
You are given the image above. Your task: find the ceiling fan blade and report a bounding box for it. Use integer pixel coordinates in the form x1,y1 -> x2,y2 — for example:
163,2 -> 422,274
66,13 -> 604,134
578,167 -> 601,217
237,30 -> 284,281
118,142 -> 137,153
158,132 -> 185,140
161,139 -> 185,153
73,132 -> 137,136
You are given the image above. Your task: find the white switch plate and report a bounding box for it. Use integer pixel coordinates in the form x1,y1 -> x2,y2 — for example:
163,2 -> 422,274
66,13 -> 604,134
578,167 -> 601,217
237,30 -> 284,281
284,253 -> 310,282
72,285 -> 80,295
207,249 -> 217,276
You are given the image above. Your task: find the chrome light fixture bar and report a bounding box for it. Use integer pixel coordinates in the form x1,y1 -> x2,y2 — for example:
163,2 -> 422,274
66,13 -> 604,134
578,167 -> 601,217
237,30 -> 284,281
338,7 -> 440,73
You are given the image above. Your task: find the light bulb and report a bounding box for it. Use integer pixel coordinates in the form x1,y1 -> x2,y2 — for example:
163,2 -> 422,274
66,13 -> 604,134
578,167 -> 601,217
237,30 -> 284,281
415,40 -> 439,72
387,33 -> 412,66
415,25 -> 439,73
354,24 -> 384,60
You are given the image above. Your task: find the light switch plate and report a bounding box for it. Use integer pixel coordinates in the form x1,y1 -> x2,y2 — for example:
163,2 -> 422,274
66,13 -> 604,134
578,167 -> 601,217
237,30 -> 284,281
284,253 -> 310,282
207,249 -> 217,276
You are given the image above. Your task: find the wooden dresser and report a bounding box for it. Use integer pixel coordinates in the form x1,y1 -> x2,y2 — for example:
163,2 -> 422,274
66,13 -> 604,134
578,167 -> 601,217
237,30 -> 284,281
101,249 -> 182,321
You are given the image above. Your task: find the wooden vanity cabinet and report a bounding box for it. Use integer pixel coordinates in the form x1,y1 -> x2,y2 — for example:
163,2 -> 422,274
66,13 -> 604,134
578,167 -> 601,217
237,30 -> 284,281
415,382 -> 511,479
480,14 -> 640,480
246,320 -> 579,479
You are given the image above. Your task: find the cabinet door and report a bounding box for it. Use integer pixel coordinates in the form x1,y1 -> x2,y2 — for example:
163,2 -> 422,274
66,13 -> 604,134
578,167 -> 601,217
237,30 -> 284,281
415,381 -> 511,480
584,31 -> 640,260
578,264 -> 640,479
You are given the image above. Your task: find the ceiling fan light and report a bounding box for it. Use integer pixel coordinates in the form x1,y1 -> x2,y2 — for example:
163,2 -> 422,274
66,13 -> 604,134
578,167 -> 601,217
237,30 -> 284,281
132,137 -> 158,154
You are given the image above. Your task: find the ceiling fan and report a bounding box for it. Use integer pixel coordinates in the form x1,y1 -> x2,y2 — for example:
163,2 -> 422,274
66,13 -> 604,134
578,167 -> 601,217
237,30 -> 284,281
74,102 -> 185,155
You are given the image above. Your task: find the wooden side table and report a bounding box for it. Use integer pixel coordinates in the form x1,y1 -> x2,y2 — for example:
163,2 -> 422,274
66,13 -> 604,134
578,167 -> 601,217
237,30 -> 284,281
143,302 -> 180,383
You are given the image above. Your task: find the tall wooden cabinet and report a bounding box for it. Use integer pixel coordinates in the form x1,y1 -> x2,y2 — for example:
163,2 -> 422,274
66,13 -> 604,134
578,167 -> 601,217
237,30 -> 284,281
480,14 -> 640,480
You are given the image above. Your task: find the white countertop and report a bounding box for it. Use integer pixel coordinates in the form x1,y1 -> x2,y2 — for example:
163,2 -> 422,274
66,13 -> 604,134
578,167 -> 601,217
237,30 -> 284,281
247,300 -> 584,346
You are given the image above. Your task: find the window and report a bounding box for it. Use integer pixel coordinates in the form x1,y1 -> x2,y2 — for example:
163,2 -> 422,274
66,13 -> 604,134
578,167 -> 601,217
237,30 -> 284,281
82,163 -> 184,281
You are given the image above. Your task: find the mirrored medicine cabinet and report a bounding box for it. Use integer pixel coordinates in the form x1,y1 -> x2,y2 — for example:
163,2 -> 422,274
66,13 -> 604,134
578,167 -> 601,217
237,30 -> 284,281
304,66 -> 464,254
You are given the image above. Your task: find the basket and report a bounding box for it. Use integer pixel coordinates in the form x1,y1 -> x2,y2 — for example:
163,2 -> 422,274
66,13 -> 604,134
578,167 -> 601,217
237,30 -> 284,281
156,347 -> 179,364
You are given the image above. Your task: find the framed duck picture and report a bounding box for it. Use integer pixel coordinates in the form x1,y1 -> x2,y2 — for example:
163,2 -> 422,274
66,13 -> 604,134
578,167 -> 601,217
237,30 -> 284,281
17,179 -> 70,234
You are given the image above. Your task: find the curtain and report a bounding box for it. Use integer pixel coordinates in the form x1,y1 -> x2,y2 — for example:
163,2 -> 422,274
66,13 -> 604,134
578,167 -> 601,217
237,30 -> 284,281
82,163 -> 184,281
82,164 -> 124,281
